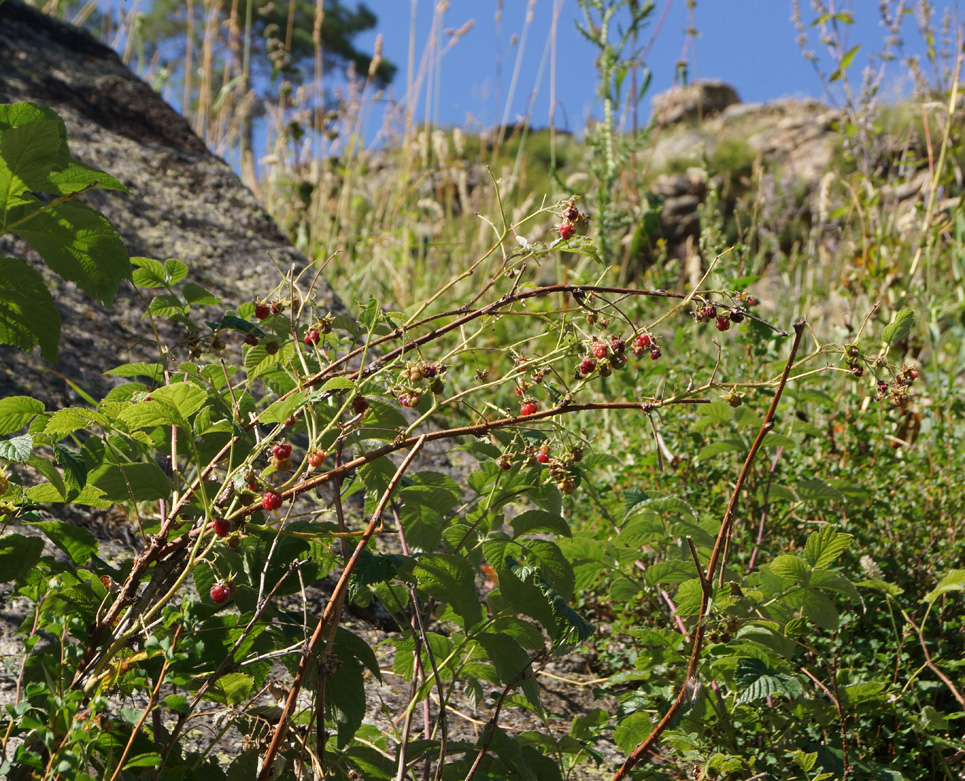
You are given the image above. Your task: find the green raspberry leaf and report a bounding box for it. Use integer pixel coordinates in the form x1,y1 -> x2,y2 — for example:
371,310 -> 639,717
0,257 -> 62,362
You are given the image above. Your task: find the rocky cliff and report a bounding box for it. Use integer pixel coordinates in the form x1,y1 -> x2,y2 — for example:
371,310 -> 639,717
0,0 -> 343,407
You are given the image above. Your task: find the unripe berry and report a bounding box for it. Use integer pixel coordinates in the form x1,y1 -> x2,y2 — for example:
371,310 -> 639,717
308,451 -> 325,469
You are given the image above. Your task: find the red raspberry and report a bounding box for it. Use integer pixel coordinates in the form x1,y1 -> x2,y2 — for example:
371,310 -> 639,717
745,295 -> 758,307
210,582 -> 233,604
909,368 -> 919,380
520,401 -> 538,416
209,518 -> 231,538
270,302 -> 281,314
272,443 -> 292,459
304,329 -> 320,346
591,342 -> 607,359
536,451 -> 550,464
558,223 -> 575,240
421,363 -> 438,378
307,451 -> 325,469
515,386 -> 524,397
254,303 -> 270,320
579,358 -> 596,375
715,316 -> 731,332
635,334 -> 652,350
244,334 -> 259,346
262,491 -> 282,511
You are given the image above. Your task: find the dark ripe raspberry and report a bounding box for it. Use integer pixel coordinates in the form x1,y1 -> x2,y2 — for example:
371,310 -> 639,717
610,337 -> 626,355
591,342 -> 607,359
598,361 -> 612,378
422,363 -> 437,378
536,450 -> 550,464
570,446 -> 583,462
611,354 -> 627,370
265,340 -> 279,355
209,518 -> 231,538
635,334 -> 652,350
650,347 -> 662,360
877,380 -> 888,394
262,491 -> 282,511
851,365 -> 864,378
702,304 -> 718,320
352,396 -> 369,415
520,401 -> 538,416
308,451 -> 325,469
272,443 -> 292,459
210,583 -> 232,604
716,316 -> 731,332
304,329 -> 320,345
563,204 -> 579,222
558,223 -> 575,240
244,333 -> 259,346
254,303 -> 270,320
579,358 -> 596,375
729,310 -> 745,323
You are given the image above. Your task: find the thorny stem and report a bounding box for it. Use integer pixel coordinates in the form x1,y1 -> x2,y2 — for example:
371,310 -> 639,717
257,435 -> 428,781
612,320 -> 806,781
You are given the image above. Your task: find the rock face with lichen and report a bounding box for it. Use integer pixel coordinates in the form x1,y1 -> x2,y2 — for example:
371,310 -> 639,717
0,0 -> 344,407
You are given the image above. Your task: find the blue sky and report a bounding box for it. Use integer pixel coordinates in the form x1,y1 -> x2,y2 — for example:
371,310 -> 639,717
356,0 -> 951,135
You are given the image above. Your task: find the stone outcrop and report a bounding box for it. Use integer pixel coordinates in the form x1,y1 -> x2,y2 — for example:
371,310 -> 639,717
0,0 -> 344,406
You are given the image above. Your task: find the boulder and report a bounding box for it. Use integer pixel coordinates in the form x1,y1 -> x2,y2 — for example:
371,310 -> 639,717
0,0 -> 344,406
650,79 -> 740,125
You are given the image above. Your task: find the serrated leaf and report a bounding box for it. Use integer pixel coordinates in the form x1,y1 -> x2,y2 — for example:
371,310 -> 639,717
0,534 -> 45,582
164,258 -> 188,285
181,282 -> 219,305
89,462 -> 171,502
44,408 -> 109,437
881,309 -> 916,344
0,395 -> 45,435
0,118 -> 61,215
11,201 -> 130,305
613,710 -> 652,754
130,257 -> 168,288
839,681 -> 886,707
261,391 -> 306,424
673,578 -> 704,618
769,555 -> 812,584
117,398 -> 185,430
26,519 -> 98,565
735,658 -> 803,703
54,444 -> 87,490
208,673 -> 254,706
0,256 -> 61,362
243,340 -> 296,380
147,293 -> 187,318
0,433 -> 33,463
697,439 -> 743,460
105,362 -> 165,382
46,157 -> 127,194
150,382 -> 206,419
803,525 -> 852,569
509,509 -> 571,538
26,481 -> 110,507
320,376 -> 356,393
476,632 -> 541,711
922,569 -> 965,603
413,553 -> 482,628
795,478 -> 844,503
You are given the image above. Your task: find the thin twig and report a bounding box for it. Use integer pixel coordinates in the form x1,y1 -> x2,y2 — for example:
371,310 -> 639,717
612,320 -> 806,781
257,435 -> 428,781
